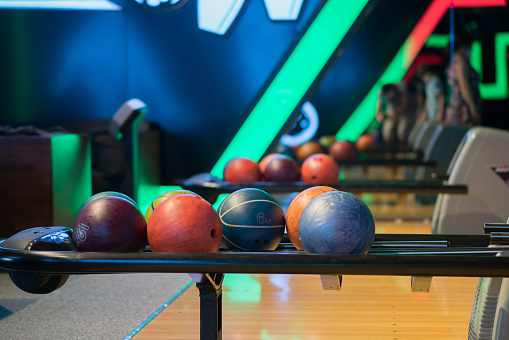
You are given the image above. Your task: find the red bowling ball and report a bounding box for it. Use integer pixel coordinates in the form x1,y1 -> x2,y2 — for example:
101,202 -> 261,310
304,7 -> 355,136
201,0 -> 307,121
73,196 -> 147,252
301,153 -> 340,184
147,194 -> 223,253
356,133 -> 378,152
330,140 -> 358,162
224,157 -> 261,183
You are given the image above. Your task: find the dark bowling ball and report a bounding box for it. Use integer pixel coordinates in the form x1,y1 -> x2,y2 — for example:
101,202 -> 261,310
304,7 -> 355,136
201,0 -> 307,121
147,194 -> 223,253
73,196 -> 147,252
224,157 -> 261,183
274,144 -> 297,159
299,191 -> 375,254
264,156 -> 300,182
330,140 -> 358,162
218,188 -> 285,251
301,153 -> 340,184
259,153 -> 287,176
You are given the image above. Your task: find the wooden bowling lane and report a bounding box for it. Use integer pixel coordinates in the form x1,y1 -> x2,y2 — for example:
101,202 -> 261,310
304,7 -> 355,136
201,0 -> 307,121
134,221 -> 479,339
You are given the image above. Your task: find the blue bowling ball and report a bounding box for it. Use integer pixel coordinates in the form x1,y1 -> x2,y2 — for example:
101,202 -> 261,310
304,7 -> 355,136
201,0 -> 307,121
299,191 -> 375,254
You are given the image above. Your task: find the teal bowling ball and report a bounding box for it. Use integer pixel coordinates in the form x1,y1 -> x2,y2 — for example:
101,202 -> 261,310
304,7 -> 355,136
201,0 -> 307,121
298,191 -> 375,254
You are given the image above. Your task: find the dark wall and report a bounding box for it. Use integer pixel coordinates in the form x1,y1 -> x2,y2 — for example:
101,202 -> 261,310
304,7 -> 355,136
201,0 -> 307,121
0,0 -> 322,181
0,10 -> 127,124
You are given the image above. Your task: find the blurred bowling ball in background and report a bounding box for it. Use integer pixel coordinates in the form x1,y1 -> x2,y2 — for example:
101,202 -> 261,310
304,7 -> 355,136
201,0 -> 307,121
80,191 -> 139,211
218,188 -> 285,251
301,153 -> 340,184
330,140 -> 358,162
148,194 -> 223,253
318,135 -> 336,150
355,133 -> 378,152
224,157 -> 261,183
296,141 -> 324,161
264,156 -> 300,182
285,186 -> 338,250
299,191 -> 375,255
274,144 -> 297,159
73,196 -> 147,252
144,189 -> 199,222
259,153 -> 287,176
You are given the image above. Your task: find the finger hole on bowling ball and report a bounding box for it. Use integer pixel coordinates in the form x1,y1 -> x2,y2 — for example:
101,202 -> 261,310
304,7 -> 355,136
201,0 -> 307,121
264,239 -> 269,245
312,176 -> 316,180
255,239 -> 261,245
211,229 -> 216,238
33,231 -> 43,234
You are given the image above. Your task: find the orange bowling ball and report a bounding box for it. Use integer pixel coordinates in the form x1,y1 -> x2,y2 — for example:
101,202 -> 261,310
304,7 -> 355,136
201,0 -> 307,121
285,186 -> 338,250
296,141 -> 324,161
355,134 -> 378,152
301,153 -> 340,184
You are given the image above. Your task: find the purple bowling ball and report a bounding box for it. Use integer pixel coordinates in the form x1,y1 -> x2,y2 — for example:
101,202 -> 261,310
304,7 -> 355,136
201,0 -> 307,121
264,156 -> 300,182
73,196 -> 147,252
298,191 -> 375,254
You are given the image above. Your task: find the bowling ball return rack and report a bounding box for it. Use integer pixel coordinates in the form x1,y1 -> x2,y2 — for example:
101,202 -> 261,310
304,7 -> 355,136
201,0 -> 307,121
1,224 -> 508,340
180,176 -> 468,203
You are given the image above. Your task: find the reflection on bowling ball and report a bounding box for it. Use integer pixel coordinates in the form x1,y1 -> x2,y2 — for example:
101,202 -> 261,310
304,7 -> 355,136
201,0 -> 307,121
285,186 -> 338,250
80,191 -> 139,211
301,153 -> 340,184
224,157 -> 261,183
296,141 -> 324,161
299,191 -> 375,254
73,196 -> 147,252
355,133 -> 378,152
264,156 -> 300,182
148,194 -> 223,253
218,188 -> 285,251
144,189 -> 199,222
330,140 -> 357,162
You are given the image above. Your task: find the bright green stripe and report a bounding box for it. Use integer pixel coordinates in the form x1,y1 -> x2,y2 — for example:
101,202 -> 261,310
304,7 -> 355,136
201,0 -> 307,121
472,32 -> 509,99
424,34 -> 450,48
211,0 -> 369,178
51,134 -> 92,227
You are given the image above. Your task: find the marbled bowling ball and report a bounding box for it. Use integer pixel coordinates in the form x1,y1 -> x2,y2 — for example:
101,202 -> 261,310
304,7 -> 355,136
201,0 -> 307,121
299,191 -> 375,255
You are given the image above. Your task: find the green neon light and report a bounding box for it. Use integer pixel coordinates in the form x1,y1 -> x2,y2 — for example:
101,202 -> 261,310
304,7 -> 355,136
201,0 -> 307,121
337,31 -> 509,141
51,134 -> 92,227
211,0 -> 369,178
424,34 -> 449,48
470,33 -> 509,99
